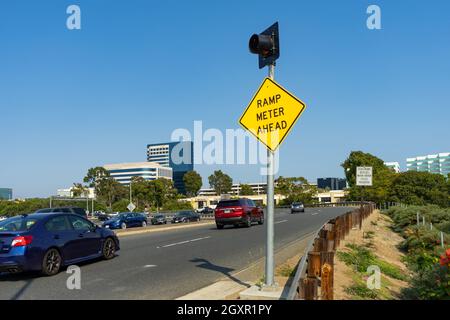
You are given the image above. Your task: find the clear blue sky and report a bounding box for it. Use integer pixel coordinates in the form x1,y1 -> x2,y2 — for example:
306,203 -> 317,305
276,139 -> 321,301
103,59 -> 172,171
1,0 -> 449,198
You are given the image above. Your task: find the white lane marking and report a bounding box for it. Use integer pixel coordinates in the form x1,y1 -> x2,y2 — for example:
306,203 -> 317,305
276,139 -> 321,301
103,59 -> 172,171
311,212 -> 319,216
143,265 -> 157,268
275,219 -> 288,224
157,236 -> 211,248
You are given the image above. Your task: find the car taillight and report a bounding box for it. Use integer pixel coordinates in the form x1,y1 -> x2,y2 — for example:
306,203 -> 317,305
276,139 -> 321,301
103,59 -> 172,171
11,236 -> 33,247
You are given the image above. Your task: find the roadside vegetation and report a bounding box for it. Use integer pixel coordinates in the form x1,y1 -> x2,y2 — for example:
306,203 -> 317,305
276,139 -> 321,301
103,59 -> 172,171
0,166 -> 195,217
336,233 -> 409,300
342,151 -> 450,208
384,205 -> 450,299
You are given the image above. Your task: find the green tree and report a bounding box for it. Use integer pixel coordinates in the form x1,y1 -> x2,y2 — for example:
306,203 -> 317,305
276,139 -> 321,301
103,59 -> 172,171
239,184 -> 255,196
148,178 -> 178,210
389,171 -> 449,207
72,183 -> 89,198
111,199 -> 130,212
341,151 -> 394,204
84,167 -> 109,187
208,170 -> 233,195
130,176 -> 151,210
275,176 -> 318,204
183,171 -> 203,197
83,167 -> 128,211
96,177 -> 127,211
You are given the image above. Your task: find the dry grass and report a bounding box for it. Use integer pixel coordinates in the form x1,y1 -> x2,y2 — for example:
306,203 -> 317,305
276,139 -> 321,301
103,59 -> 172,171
334,210 -> 410,300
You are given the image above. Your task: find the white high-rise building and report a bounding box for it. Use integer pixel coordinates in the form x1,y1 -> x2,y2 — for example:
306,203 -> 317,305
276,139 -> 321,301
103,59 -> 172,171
384,162 -> 401,173
406,153 -> 450,176
103,162 -> 173,185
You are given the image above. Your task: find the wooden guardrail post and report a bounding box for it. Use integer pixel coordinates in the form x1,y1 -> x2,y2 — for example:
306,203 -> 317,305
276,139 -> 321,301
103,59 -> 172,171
296,203 -> 376,300
307,251 -> 321,278
320,251 -> 335,300
300,277 -> 319,300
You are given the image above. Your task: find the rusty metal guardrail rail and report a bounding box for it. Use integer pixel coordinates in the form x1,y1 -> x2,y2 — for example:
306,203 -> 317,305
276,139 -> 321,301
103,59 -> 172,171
287,202 -> 376,300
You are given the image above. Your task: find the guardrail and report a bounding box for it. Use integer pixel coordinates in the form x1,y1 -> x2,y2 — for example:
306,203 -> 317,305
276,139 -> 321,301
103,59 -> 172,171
276,201 -> 372,209
286,202 -> 376,300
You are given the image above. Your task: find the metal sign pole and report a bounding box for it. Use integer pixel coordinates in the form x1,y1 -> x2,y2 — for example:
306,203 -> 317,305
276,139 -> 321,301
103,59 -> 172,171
265,63 -> 275,287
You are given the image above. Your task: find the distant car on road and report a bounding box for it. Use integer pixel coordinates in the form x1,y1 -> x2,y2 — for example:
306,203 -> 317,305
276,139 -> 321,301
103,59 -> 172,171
35,207 -> 88,219
214,198 -> 264,229
171,211 -> 200,224
290,202 -> 305,213
102,212 -> 147,230
0,213 -> 119,276
151,214 -> 167,225
196,207 -> 214,214
93,212 -> 111,222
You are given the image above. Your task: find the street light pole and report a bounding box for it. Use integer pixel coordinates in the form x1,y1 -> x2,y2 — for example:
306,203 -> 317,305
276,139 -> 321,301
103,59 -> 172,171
265,63 -> 275,288
129,181 -> 132,204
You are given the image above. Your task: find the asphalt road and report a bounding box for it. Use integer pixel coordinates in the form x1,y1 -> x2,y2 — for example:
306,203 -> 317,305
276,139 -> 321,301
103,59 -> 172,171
0,207 -> 351,300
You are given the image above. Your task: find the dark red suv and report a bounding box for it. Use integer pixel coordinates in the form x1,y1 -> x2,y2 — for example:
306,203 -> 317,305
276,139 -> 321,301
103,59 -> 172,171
214,198 -> 264,229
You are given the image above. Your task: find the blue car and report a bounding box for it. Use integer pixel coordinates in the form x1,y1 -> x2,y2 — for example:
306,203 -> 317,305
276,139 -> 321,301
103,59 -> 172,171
102,212 -> 147,230
0,212 -> 120,276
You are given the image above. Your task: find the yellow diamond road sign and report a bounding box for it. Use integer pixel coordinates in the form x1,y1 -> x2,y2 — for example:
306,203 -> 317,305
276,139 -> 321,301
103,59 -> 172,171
239,77 -> 306,151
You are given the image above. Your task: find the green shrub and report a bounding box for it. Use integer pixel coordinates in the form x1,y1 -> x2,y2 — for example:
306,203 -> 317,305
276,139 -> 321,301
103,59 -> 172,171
386,205 -> 450,234
345,284 -> 379,299
401,264 -> 450,300
337,244 -> 407,281
438,221 -> 450,234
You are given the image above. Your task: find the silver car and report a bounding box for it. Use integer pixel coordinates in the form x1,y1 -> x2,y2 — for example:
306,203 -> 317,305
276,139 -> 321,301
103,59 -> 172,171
290,202 -> 305,213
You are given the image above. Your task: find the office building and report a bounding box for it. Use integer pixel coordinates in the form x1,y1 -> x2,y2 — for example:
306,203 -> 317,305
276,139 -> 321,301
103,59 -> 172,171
317,178 -> 347,190
384,162 -> 401,173
0,188 -> 13,200
406,153 -> 450,176
56,187 -> 95,199
103,162 -> 173,185
147,141 -> 194,194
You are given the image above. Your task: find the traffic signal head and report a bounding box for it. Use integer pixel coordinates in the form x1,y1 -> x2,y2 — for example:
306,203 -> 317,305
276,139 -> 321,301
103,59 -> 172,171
248,22 -> 279,69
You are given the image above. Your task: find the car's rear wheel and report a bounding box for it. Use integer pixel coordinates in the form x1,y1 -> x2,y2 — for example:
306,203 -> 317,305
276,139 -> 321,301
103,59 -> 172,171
41,248 -> 62,276
142,221 -> 147,227
258,215 -> 264,225
121,222 -> 127,229
216,223 -> 224,229
245,215 -> 252,228
102,238 -> 116,260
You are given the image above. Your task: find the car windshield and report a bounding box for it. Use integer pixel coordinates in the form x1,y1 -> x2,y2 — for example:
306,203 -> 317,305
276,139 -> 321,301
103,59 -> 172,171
155,215 -> 164,218
217,200 -> 241,207
0,216 -> 38,232
292,203 -> 302,206
118,213 -> 130,218
176,212 -> 190,216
